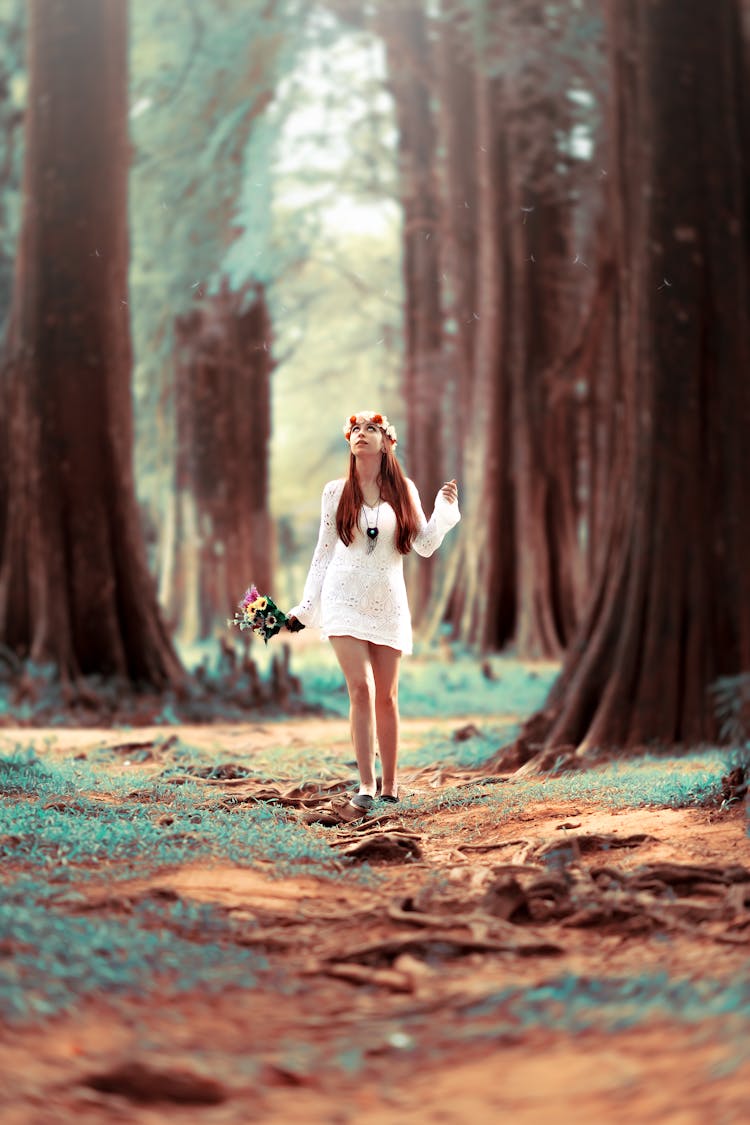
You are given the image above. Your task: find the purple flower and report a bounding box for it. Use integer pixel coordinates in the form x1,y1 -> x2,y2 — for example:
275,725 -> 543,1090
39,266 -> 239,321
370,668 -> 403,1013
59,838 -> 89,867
241,584 -> 260,608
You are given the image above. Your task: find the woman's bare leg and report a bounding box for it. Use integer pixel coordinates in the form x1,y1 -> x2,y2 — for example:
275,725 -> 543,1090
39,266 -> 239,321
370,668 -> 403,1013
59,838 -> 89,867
369,642 -> 401,797
330,636 -> 377,794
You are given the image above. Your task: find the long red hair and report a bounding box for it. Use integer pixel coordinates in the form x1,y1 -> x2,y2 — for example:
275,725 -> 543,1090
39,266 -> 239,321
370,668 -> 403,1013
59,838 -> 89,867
336,444 -> 420,554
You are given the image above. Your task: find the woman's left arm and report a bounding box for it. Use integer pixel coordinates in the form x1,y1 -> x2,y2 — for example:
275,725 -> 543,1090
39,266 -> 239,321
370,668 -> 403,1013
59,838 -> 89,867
409,478 -> 461,558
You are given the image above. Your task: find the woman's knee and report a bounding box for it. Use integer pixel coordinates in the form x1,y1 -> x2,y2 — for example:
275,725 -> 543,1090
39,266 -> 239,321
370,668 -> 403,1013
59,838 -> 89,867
348,676 -> 374,707
375,686 -> 398,710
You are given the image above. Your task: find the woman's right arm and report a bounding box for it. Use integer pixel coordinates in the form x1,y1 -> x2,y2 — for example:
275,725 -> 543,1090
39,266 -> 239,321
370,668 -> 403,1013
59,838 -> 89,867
287,480 -> 342,628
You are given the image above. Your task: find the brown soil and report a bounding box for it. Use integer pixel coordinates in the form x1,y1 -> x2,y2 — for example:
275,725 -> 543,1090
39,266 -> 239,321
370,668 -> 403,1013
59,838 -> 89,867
1,717 -> 749,1124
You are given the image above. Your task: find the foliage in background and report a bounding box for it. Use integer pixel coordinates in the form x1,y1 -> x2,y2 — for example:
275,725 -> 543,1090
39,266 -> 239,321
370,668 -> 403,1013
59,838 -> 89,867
129,0 -> 306,530
0,0 -> 24,324
710,674 -> 750,756
292,645 -> 559,720
260,8 -> 404,589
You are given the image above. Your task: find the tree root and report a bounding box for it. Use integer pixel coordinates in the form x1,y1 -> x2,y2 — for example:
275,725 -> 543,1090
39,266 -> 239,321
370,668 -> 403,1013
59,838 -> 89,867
324,930 -> 563,969
333,832 -> 424,864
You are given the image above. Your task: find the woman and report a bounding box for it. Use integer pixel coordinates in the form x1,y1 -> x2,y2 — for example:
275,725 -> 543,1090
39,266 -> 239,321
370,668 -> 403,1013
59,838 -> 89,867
286,410 -> 460,811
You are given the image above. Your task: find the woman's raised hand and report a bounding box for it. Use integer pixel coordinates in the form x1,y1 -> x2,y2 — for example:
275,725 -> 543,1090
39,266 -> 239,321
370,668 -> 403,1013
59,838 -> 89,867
440,479 -> 458,504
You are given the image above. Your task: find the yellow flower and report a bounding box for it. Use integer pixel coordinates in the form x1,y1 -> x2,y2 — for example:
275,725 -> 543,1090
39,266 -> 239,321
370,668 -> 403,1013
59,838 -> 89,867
250,596 -> 267,611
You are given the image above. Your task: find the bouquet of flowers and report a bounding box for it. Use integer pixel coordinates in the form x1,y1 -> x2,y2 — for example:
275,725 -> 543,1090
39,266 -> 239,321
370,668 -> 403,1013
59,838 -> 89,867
229,585 -> 289,645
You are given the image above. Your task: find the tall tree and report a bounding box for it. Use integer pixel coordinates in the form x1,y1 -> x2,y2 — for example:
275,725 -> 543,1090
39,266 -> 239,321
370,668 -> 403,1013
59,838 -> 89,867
415,3 -> 516,650
321,0 -> 605,652
378,0 -> 445,618
161,281 -> 273,643
0,0 -> 183,689
422,2 -> 515,650
507,0 -> 750,762
424,0 -> 607,653
503,3 -> 589,658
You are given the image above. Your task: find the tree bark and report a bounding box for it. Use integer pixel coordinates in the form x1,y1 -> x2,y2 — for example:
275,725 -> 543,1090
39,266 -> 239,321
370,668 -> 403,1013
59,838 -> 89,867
379,1 -> 444,621
434,5 -> 478,458
420,4 -> 498,647
164,280 -> 273,643
424,0 -> 601,653
493,0 -> 591,659
449,61 -> 516,651
505,0 -> 750,760
0,0 -> 183,689
508,179 -> 569,659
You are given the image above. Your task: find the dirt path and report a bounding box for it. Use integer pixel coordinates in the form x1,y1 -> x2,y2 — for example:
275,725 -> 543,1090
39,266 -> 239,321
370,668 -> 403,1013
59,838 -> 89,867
1,718 -> 749,1123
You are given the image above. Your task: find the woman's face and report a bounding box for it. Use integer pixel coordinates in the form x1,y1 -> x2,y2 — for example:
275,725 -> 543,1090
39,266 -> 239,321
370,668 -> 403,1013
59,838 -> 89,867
349,419 -> 384,455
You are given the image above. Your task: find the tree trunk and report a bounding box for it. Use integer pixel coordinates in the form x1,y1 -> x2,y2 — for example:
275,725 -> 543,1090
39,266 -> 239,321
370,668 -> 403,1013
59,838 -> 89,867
0,0 -> 183,689
505,0 -> 750,760
425,0 -> 600,654
570,243 -> 620,590
166,280 -> 273,643
379,1 -> 444,621
510,150 -> 591,655
508,180 -> 569,660
434,4 -> 478,458
495,0 -> 590,660
450,61 -> 516,651
421,4 -> 492,647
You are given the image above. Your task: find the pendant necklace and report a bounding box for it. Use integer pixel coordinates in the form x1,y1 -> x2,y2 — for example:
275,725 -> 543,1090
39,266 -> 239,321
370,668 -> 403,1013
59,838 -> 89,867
363,494 -> 381,554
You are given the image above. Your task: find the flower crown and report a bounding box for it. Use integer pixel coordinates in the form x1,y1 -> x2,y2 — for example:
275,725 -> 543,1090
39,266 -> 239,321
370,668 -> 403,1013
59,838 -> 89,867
343,411 -> 398,446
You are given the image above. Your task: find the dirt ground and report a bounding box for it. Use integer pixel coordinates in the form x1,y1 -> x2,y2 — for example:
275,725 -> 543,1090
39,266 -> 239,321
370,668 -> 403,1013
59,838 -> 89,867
2,717 -> 750,1124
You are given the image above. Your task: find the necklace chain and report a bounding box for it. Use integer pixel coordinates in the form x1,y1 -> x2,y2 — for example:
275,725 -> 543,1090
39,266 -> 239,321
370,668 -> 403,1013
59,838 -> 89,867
363,491 -> 381,552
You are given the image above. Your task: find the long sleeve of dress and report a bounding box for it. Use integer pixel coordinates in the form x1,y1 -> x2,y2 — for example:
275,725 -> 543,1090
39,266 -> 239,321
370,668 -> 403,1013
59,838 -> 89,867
408,479 -> 461,557
287,480 -> 343,627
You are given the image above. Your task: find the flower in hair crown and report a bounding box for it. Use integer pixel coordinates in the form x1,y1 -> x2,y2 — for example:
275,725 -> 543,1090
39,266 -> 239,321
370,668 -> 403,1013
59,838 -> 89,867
343,410 -> 398,446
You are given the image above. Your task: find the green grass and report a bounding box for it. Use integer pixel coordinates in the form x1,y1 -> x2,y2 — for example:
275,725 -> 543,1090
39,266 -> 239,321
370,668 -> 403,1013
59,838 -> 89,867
505,750 -> 732,810
0,749 -> 341,878
451,971 -> 750,1036
0,745 -> 359,1027
398,723 -> 517,769
0,881 -> 269,1023
399,748 -> 739,828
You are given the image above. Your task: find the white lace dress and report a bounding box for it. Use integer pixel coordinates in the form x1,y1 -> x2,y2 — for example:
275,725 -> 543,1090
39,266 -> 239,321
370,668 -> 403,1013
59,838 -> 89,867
288,478 -> 461,654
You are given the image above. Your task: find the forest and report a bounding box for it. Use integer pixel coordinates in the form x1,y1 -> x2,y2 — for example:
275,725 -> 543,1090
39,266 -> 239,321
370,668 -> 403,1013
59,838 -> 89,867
1,1 -> 750,1121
